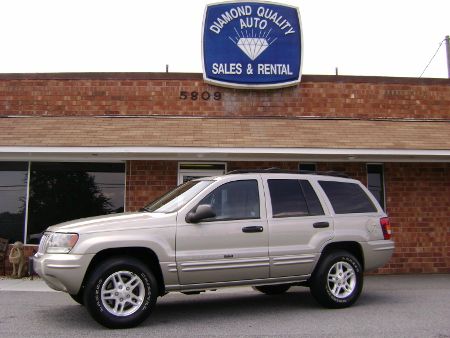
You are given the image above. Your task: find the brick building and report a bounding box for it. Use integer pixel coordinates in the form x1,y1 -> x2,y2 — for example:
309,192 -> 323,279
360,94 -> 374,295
0,72 -> 449,275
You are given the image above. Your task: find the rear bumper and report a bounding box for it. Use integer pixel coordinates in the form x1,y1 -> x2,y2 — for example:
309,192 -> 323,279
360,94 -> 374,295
361,240 -> 395,271
33,252 -> 94,294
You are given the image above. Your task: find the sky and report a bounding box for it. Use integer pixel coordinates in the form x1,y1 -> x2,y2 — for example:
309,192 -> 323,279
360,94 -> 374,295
0,0 -> 449,78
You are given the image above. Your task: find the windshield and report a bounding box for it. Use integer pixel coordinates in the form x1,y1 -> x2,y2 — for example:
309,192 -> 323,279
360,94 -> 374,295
142,180 -> 213,213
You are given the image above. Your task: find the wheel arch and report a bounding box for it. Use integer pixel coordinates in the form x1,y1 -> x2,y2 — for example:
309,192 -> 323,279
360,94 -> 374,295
81,247 -> 166,297
318,241 -> 365,271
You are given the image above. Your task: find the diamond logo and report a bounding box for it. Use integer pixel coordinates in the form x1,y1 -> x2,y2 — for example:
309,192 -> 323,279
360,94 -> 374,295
203,2 -> 302,88
236,38 -> 269,61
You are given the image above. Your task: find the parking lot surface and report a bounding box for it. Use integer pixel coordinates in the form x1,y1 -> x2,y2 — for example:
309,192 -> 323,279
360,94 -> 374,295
0,274 -> 449,337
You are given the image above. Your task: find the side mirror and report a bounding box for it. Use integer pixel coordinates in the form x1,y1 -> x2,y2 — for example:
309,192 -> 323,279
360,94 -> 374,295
186,204 -> 216,223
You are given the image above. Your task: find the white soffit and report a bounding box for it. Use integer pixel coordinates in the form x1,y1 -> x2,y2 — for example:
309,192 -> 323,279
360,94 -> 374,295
1,146 -> 450,162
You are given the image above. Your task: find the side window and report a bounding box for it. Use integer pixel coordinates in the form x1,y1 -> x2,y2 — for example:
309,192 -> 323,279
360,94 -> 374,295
300,180 -> 324,216
198,180 -> 260,221
319,181 -> 377,214
268,179 -> 323,218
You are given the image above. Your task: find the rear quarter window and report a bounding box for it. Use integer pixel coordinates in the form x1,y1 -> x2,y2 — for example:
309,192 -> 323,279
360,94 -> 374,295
319,181 -> 377,214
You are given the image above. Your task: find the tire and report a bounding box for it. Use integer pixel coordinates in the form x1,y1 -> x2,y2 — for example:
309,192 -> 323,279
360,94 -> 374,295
69,292 -> 84,305
83,257 -> 158,329
252,284 -> 291,295
309,251 -> 363,309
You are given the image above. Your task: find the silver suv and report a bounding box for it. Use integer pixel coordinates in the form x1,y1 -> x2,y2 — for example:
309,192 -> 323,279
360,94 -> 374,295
34,169 -> 394,328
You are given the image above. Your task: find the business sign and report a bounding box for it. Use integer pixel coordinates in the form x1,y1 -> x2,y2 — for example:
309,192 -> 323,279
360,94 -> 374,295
202,1 -> 302,89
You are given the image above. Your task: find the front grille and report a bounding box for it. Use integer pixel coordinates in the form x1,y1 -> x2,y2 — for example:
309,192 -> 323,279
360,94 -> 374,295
38,233 -> 50,254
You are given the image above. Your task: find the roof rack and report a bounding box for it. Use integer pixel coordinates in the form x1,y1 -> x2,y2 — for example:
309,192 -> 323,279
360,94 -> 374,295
226,167 -> 350,178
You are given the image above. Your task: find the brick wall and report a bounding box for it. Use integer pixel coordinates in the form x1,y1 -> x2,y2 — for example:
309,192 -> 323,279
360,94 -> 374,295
125,160 -> 450,274
228,161 -> 299,172
379,163 -> 450,274
1,74 -> 449,120
316,163 -> 367,183
126,161 -> 178,212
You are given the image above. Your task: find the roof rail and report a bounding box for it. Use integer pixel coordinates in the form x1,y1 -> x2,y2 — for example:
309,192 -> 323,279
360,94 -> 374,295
226,167 -> 350,178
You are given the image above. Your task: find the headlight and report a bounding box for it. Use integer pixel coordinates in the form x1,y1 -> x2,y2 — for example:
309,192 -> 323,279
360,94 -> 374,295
46,233 -> 79,254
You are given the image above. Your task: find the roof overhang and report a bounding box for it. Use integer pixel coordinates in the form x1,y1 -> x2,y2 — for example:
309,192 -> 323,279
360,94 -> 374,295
1,146 -> 450,163
1,116 -> 450,163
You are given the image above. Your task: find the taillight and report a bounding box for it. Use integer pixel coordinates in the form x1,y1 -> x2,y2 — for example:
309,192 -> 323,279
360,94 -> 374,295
380,217 -> 392,240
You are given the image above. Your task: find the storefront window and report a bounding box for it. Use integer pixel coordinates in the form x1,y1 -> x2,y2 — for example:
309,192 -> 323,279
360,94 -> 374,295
0,162 -> 28,243
26,162 -> 125,244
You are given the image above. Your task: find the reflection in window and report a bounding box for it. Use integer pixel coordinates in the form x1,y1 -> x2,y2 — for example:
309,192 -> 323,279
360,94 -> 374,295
367,164 -> 385,210
319,181 -> 377,214
198,180 -> 260,221
268,179 -> 324,218
27,162 -> 125,244
269,179 -> 309,217
144,180 -> 212,213
0,162 -> 28,242
300,180 -> 325,216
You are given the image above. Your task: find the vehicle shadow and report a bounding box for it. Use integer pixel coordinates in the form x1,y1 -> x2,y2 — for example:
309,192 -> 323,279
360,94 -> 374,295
40,288 -> 317,330
147,287 -> 322,327
39,287 -> 391,330
153,288 -> 316,319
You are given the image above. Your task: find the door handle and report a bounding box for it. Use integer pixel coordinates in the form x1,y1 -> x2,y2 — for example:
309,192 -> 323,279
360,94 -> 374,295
242,226 -> 264,233
313,222 -> 330,228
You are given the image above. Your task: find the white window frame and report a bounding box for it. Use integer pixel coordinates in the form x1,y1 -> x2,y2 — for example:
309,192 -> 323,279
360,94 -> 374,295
177,162 -> 227,185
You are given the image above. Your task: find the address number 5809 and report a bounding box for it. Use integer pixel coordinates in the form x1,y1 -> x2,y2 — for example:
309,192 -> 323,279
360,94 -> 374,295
179,91 -> 222,101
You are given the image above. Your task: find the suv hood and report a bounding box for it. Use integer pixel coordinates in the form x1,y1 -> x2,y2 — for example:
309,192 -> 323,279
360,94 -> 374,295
46,212 -> 175,234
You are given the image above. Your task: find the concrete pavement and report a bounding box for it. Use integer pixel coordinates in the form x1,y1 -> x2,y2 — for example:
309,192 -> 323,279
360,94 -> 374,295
0,277 -> 57,292
1,274 -> 449,336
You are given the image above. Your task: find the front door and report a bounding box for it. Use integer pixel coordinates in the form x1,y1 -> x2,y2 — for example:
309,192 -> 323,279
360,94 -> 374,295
176,179 -> 269,285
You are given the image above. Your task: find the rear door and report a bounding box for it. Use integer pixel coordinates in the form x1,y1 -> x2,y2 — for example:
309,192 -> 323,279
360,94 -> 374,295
264,177 -> 334,277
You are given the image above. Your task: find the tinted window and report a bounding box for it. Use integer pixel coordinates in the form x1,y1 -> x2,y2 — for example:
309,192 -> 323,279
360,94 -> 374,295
269,179 -> 310,218
198,180 -> 259,221
300,180 -> 324,216
319,181 -> 377,214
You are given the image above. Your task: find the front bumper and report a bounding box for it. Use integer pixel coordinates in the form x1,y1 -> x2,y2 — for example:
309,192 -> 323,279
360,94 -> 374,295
361,240 -> 395,271
33,252 -> 94,294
